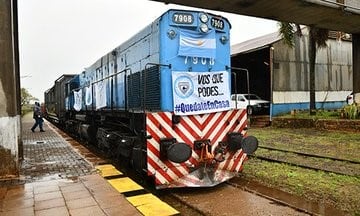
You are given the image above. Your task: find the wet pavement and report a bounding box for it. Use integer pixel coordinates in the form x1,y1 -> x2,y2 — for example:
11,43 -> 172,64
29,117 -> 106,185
0,113 -> 141,216
164,169 -> 347,216
171,183 -> 311,216
0,175 -> 141,216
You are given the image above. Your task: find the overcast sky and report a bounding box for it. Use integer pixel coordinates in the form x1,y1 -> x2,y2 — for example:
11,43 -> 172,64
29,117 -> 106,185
18,0 -> 278,101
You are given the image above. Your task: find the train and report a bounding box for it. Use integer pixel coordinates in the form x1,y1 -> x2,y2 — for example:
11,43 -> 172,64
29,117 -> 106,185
44,9 -> 258,189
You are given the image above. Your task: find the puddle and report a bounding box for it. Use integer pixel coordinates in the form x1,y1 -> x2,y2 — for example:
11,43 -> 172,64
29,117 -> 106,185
65,176 -> 79,181
35,161 -> 57,165
37,174 -> 62,181
31,141 -> 47,144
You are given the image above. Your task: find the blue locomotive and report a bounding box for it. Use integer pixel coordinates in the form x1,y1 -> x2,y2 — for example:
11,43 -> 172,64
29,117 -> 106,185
45,9 -> 258,189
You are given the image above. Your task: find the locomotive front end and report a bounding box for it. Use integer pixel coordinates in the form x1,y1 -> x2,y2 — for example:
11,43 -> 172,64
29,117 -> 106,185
146,10 -> 258,189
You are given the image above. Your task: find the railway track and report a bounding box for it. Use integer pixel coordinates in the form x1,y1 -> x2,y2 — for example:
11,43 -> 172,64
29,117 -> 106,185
250,145 -> 360,177
58,124 -> 351,215
226,178 -> 346,216
160,181 -> 312,216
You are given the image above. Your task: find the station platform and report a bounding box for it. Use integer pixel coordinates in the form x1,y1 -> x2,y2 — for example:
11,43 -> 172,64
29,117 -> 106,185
0,113 -> 178,216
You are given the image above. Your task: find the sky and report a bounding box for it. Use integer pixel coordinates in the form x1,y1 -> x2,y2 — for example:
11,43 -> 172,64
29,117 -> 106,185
18,0 -> 278,101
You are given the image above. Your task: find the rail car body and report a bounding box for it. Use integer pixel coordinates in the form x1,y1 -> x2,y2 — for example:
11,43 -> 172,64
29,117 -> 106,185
45,9 -> 258,189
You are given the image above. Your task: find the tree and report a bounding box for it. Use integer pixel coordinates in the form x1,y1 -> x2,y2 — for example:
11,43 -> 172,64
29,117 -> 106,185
278,22 -> 328,115
308,27 -> 328,114
20,88 -> 38,106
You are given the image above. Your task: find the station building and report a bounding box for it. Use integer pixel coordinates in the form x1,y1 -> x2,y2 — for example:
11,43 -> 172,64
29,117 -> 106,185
231,28 -> 353,117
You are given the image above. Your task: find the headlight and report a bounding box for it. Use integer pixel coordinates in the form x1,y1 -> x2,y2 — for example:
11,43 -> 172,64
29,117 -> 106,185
241,136 -> 258,154
160,138 -> 192,163
220,35 -> 228,44
199,13 -> 208,23
167,29 -> 176,39
199,24 -> 209,33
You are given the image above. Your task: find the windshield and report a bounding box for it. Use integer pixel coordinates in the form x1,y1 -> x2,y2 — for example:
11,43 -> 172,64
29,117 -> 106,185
244,94 -> 261,100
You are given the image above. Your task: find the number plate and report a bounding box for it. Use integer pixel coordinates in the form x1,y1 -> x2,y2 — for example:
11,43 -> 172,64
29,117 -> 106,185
172,13 -> 194,24
211,17 -> 224,30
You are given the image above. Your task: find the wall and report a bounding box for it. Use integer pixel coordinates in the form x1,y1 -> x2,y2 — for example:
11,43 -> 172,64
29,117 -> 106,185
0,0 -> 20,178
353,34 -> 360,103
272,29 -> 353,115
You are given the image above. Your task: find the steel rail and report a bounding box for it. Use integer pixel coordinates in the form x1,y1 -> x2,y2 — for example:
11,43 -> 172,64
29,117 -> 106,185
249,154 -> 359,177
258,145 -> 360,164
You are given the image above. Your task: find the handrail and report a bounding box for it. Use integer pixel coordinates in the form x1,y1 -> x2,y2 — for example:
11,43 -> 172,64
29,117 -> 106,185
226,66 -> 250,112
71,68 -> 131,92
70,68 -> 132,110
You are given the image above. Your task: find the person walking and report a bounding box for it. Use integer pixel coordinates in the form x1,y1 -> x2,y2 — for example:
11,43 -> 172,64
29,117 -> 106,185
31,102 -> 45,132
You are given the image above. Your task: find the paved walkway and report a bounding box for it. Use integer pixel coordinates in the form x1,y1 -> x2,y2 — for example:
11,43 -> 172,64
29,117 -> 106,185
0,113 -> 141,216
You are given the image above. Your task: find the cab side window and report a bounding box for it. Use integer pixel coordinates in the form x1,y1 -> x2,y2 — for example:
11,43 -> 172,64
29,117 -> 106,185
238,95 -> 245,102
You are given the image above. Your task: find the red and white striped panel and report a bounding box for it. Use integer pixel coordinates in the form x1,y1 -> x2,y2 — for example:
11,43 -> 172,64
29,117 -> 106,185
146,109 -> 248,188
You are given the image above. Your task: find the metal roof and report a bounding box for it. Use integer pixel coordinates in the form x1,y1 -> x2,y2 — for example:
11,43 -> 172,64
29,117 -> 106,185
231,28 -> 351,56
231,31 -> 281,56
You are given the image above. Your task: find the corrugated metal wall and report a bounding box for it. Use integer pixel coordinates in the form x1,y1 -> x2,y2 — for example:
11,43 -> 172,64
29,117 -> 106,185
273,31 -> 352,92
271,29 -> 353,115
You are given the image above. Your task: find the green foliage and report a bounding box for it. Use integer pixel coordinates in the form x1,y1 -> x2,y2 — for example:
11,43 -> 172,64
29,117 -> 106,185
278,22 -> 296,47
20,88 -> 38,116
343,104 -> 359,119
20,88 -> 38,106
21,104 -> 32,116
309,26 -> 329,48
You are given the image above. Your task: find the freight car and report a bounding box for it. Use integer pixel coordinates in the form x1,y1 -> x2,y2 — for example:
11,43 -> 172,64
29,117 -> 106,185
45,9 -> 258,189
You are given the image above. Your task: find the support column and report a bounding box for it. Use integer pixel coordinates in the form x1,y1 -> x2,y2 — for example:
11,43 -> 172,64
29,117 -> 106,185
0,0 -> 21,178
353,34 -> 360,103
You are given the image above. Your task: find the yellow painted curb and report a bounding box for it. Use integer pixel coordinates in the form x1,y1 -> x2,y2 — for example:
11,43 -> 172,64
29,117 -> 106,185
97,164 -> 179,215
127,193 -> 179,216
108,177 -> 144,193
96,164 -> 123,177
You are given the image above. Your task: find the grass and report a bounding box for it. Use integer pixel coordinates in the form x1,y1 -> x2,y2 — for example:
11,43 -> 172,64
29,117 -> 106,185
280,109 -> 341,119
242,159 -> 360,215
250,127 -> 360,162
21,105 -> 32,116
243,127 -> 360,215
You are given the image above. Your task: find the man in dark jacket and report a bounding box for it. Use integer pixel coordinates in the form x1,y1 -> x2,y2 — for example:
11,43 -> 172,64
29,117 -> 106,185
31,102 -> 45,132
